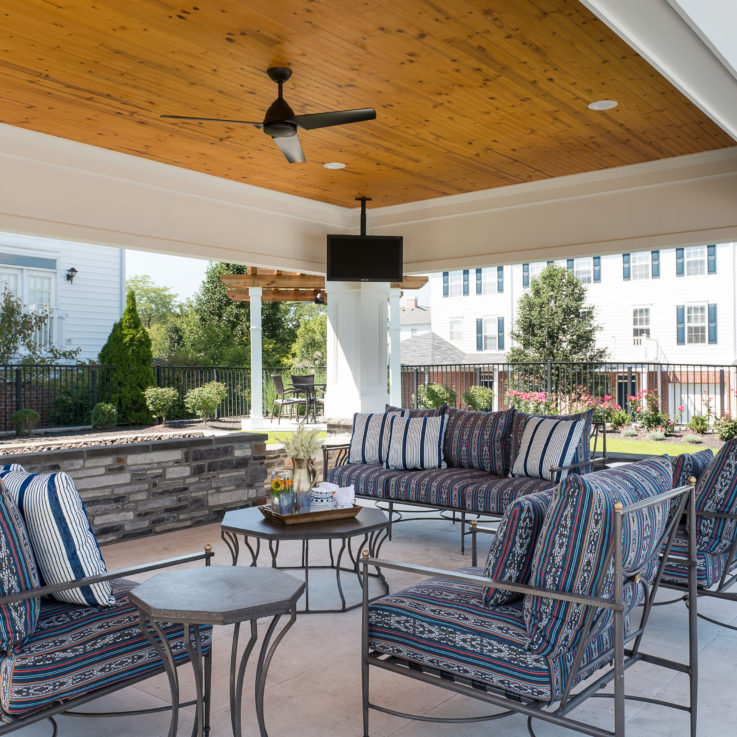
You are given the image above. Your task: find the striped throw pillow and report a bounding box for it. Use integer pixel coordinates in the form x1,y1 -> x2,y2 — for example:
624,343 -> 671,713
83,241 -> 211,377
511,416 -> 586,482
0,469 -> 115,607
349,411 -> 401,465
0,480 -> 41,651
384,415 -> 448,471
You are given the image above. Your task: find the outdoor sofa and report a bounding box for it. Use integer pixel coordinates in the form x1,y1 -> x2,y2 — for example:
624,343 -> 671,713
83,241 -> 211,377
0,463 -> 213,736
324,405 -> 606,549
360,455 -> 699,737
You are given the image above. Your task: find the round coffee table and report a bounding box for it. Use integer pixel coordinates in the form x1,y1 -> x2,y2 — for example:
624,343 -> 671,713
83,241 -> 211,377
129,565 -> 304,737
220,505 -> 390,613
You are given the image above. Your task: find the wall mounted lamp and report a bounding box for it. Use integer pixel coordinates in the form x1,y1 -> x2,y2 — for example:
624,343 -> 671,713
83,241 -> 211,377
66,267 -> 78,283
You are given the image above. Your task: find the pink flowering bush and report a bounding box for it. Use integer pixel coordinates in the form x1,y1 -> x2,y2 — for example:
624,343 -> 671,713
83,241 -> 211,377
627,388 -> 673,433
507,389 -> 558,415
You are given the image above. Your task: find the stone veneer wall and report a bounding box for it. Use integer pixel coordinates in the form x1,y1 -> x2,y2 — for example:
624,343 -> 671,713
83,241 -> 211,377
3,433 -> 267,544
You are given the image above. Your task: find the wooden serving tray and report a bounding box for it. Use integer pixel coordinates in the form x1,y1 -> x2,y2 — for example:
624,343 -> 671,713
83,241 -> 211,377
258,504 -> 361,525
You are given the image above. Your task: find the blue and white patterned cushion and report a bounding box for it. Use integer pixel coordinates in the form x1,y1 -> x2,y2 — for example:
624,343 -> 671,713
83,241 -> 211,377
661,526 -> 732,588
443,407 -> 515,475
483,489 -> 554,607
511,416 -> 586,482
0,480 -> 41,652
0,469 -> 114,607
669,449 -> 714,488
326,463 -> 399,500
524,457 -> 673,657
694,438 -> 737,554
384,415 -> 448,471
348,411 -> 400,465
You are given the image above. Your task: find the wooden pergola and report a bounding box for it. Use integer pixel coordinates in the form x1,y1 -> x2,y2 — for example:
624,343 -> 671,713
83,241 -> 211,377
221,269 -> 428,303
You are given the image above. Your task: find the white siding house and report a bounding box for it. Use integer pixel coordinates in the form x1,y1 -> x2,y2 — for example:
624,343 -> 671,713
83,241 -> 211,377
0,231 -> 125,361
430,241 -> 737,365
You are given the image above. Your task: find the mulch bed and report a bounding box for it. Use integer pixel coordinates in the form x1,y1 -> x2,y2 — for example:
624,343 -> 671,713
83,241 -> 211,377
0,418 -> 244,455
608,429 -> 723,450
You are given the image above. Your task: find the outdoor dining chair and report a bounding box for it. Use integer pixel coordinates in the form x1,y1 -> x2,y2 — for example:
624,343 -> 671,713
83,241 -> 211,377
270,374 -> 307,423
290,374 -> 325,423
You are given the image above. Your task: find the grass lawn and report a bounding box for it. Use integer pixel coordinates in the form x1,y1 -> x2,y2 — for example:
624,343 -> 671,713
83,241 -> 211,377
597,436 -> 709,456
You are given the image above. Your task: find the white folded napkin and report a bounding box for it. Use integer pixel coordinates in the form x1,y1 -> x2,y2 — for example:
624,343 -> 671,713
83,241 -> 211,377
333,485 -> 356,509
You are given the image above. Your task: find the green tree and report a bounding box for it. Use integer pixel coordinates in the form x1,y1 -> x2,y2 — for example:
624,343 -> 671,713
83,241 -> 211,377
291,304 -> 327,370
0,288 -> 80,363
126,275 -> 179,329
508,264 -> 607,363
99,290 -> 154,423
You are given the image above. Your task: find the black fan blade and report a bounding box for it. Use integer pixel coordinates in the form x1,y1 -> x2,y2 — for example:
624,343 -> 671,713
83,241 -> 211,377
295,108 -> 376,130
161,114 -> 262,127
273,134 -> 306,163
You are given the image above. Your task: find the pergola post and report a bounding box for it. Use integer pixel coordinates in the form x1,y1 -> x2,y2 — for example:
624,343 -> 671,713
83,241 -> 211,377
249,286 -> 263,426
389,287 -> 402,407
325,281 -> 390,417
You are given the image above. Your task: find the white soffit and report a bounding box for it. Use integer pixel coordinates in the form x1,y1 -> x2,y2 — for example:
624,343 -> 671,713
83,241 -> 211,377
580,0 -> 737,142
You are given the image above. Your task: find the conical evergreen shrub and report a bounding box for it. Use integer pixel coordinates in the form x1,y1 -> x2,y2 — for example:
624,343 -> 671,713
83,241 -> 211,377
99,290 -> 154,424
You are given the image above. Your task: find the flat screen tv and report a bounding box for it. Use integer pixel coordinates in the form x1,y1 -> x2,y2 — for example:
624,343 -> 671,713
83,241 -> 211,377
326,234 -> 403,282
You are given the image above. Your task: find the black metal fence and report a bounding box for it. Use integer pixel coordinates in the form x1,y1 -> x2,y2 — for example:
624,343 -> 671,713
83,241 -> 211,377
401,361 -> 737,423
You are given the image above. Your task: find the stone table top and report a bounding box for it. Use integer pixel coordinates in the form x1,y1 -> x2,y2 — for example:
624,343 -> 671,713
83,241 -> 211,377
128,566 -> 305,625
221,505 -> 389,541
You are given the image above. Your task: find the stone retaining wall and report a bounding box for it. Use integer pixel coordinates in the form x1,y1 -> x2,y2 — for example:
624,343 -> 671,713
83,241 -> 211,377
3,433 -> 267,544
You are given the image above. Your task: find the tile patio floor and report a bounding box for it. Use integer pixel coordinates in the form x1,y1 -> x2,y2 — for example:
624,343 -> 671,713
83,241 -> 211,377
13,505 -> 737,737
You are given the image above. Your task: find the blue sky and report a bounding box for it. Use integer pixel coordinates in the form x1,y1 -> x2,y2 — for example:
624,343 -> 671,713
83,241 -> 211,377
125,249 -> 210,301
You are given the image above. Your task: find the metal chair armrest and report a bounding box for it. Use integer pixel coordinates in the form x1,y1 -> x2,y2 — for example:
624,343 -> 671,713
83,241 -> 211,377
0,547 -> 215,607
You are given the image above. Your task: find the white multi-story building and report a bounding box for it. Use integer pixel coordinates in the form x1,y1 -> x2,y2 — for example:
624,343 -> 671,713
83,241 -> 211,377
430,242 -> 737,366
0,231 -> 125,361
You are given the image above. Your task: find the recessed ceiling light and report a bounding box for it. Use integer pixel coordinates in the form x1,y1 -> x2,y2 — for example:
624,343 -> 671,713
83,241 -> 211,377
587,99 -> 618,111
323,162 -> 346,170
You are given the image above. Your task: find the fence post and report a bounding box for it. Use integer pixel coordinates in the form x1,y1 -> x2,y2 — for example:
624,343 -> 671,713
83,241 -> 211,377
91,367 -> 98,408
156,365 -> 163,387
546,361 -> 552,395
14,367 -> 21,413
720,369 -> 726,418
413,369 -> 419,408
493,366 -> 500,411
627,366 -> 634,413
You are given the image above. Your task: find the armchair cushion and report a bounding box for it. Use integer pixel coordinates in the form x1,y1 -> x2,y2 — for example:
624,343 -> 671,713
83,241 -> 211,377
385,415 -> 448,471
510,415 -> 587,482
482,489 -> 554,607
442,407 -> 515,475
368,568 -> 633,703
0,469 -> 114,607
0,480 -> 40,652
348,411 -> 401,465
670,449 -> 714,488
661,526 -> 731,588
524,457 -> 673,656
0,579 -> 211,716
694,438 -> 737,554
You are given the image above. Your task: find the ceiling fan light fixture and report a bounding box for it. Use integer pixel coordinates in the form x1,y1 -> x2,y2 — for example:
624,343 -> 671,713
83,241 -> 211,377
323,162 -> 346,169
587,99 -> 618,111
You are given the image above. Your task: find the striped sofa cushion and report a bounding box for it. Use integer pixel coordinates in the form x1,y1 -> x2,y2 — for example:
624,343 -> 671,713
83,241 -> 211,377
367,568 -> 635,703
0,469 -> 114,607
348,411 -> 400,465
510,410 -> 593,475
694,438 -> 737,554
442,407 -> 515,475
384,467 -> 490,509
661,526 -> 731,588
385,415 -> 448,470
326,463 -> 398,499
670,449 -> 714,488
0,481 -> 41,652
524,457 -> 673,657
511,415 -> 587,482
0,579 -> 211,716
464,476 -> 553,515
483,489 -> 554,607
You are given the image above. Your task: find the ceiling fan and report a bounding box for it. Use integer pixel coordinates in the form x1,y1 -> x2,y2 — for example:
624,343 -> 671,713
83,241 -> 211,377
161,67 -> 376,163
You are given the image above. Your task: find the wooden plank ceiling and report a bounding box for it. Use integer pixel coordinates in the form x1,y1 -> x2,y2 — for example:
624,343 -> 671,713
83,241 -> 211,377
0,0 -> 733,207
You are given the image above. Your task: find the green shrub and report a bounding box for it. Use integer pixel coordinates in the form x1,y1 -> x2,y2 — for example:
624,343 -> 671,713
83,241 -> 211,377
716,417 -> 737,441
185,381 -> 228,421
609,409 -> 630,431
682,434 -> 704,444
91,402 -> 118,429
144,386 -> 179,424
622,427 -> 638,437
646,431 -> 666,441
417,383 -> 456,409
687,414 -> 709,434
11,408 -> 39,436
98,290 -> 154,424
463,385 -> 495,411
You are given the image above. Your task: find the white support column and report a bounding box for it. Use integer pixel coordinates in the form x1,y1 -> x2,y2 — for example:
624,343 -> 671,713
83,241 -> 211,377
389,288 -> 402,407
325,281 -> 390,418
249,286 -> 263,427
